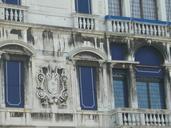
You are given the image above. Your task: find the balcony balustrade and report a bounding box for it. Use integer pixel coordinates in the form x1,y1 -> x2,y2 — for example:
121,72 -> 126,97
111,109 -> 171,127
73,13 -> 99,31
106,16 -> 170,38
0,3 -> 27,22
0,109 -> 102,127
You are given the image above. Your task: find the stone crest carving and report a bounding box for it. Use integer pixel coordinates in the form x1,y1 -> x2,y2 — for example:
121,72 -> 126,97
36,65 -> 68,105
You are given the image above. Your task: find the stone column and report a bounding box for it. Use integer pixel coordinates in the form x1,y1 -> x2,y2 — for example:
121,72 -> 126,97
157,0 -> 167,21
106,37 -> 111,60
129,65 -> 138,108
123,0 -> 131,17
99,62 -> 110,110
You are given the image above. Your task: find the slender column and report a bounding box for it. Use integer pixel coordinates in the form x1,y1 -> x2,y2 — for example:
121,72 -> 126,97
157,0 -> 167,21
123,0 -> 131,17
107,37 -> 111,61
129,65 -> 138,108
99,62 -> 110,110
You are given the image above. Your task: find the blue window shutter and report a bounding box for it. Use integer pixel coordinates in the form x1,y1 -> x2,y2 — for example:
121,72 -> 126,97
135,47 -> 163,66
110,43 -> 126,60
75,0 -> 92,14
78,66 -> 97,110
2,0 -> 20,5
5,61 -> 24,108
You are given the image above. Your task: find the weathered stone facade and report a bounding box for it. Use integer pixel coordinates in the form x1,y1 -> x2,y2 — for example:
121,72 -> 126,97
0,0 -> 171,128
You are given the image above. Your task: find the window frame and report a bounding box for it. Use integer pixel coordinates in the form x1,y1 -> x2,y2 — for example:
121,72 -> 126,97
112,69 -> 129,108
136,77 -> 165,109
75,0 -> 92,14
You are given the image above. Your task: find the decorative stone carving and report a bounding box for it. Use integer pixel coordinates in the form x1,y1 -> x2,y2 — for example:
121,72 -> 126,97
36,65 -> 68,106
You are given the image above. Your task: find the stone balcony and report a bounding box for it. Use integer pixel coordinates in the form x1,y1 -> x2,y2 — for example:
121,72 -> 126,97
0,3 -> 27,22
106,16 -> 171,38
110,109 -> 171,128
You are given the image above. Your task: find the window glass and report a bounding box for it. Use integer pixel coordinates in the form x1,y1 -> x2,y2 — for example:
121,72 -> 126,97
2,0 -> 21,5
75,0 -> 92,14
131,0 -> 157,20
137,80 -> 165,109
108,0 -> 122,16
113,69 -> 128,108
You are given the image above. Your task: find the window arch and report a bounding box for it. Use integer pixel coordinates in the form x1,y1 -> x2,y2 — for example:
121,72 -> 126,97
0,43 -> 33,108
135,46 -> 165,109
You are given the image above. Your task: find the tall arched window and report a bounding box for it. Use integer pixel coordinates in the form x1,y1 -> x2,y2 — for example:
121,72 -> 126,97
135,46 -> 165,109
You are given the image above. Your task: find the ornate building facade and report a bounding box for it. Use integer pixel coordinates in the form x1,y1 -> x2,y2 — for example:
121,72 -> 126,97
0,0 -> 171,128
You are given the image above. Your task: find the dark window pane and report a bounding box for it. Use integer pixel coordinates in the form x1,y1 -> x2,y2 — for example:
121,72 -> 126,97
137,82 -> 149,108
75,0 -> 91,14
2,0 -> 20,5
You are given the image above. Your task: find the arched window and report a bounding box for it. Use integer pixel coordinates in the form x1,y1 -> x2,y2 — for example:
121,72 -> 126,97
135,46 -> 165,109
0,43 -> 34,108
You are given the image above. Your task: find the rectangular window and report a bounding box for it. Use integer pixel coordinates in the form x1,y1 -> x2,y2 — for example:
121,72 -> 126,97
108,0 -> 122,16
4,60 -> 24,108
165,0 -> 171,21
113,69 -> 128,108
137,80 -> 165,109
131,0 -> 157,20
75,0 -> 92,14
2,0 -> 21,5
78,66 -> 97,110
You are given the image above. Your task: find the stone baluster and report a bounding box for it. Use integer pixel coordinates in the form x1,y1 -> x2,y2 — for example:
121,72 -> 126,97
5,9 -> 9,20
123,113 -> 127,125
10,9 -> 13,21
19,10 -> 23,22
117,112 -> 123,125
132,113 -> 136,125
142,24 -> 145,34
112,21 -> 116,32
14,9 -> 18,21
158,26 -> 161,36
128,113 -> 131,125
154,25 -> 157,36
125,22 -> 129,32
121,21 -> 124,32
157,114 -> 161,126
83,18 -> 86,29
161,114 -> 165,126
116,21 -> 120,32
92,19 -> 95,30
79,17 -> 83,29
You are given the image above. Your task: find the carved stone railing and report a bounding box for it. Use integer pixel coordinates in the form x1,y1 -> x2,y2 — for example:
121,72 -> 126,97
0,109 -> 103,127
73,13 -> 99,30
106,16 -> 170,38
0,3 -> 27,22
111,109 -> 171,127
77,111 -> 103,128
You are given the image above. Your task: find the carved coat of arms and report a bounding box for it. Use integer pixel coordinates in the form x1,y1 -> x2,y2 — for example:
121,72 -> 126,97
36,65 -> 68,105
